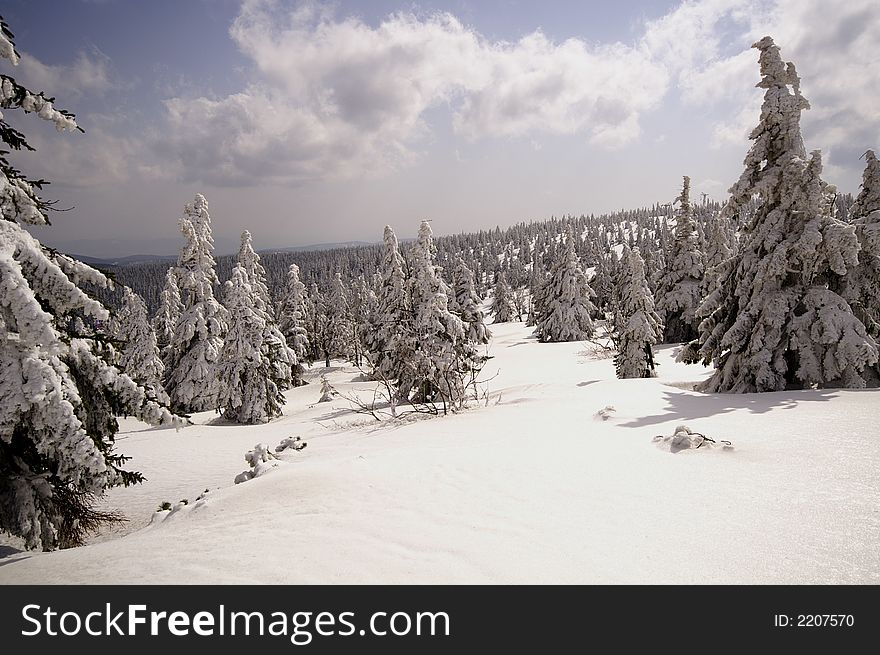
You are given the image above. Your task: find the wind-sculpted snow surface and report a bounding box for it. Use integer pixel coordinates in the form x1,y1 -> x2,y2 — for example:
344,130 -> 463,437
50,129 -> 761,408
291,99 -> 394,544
1,322 -> 878,584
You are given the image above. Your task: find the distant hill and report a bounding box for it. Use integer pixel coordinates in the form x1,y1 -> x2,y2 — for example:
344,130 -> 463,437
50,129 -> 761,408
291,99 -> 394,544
70,241 -> 376,268
263,240 -> 374,254
73,253 -> 178,268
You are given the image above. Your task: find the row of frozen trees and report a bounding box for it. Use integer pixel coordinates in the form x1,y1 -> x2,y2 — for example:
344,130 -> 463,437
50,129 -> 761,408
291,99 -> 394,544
118,200 -> 494,423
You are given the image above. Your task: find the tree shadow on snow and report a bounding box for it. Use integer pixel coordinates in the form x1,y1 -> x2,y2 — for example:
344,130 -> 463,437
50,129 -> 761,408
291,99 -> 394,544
621,387 -> 848,429
0,545 -> 27,567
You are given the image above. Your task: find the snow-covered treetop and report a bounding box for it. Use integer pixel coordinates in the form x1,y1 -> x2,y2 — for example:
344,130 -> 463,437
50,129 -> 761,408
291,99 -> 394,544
184,193 -> 212,242
176,194 -> 219,298
850,150 -> 880,219
416,220 -> 435,261
725,36 -> 810,220
237,229 -> 270,311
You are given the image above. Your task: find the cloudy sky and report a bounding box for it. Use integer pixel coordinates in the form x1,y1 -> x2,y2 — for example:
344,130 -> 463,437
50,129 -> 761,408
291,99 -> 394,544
4,0 -> 878,257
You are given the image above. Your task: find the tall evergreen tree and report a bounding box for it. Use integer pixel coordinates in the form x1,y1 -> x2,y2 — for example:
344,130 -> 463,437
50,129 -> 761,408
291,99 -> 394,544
452,259 -> 490,344
117,288 -> 169,405
165,194 -> 228,412
277,263 -> 309,383
702,212 -> 735,300
236,230 -> 296,390
237,230 -> 271,311
369,225 -> 414,392
533,232 -> 596,342
489,271 -> 517,323
408,221 -> 478,406
655,176 -> 705,343
613,245 -> 662,378
839,150 -> 880,340
218,265 -> 284,423
0,17 -> 181,551
304,282 -> 326,365
325,271 -> 352,365
348,274 -> 374,367
153,267 -> 183,361
680,37 -> 877,391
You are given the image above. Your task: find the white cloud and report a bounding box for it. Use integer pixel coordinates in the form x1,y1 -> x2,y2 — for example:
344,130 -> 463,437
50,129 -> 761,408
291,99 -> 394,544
16,48 -> 115,100
24,0 -> 880,190
158,0 -> 669,185
646,0 -> 880,168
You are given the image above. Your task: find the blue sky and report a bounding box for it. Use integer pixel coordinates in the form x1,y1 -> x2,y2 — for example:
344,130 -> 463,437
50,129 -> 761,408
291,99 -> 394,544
4,0 -> 878,257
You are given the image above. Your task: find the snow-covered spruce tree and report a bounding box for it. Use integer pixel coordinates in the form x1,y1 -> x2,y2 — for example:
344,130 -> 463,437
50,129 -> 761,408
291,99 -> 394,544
838,150 -> 880,339
613,245 -> 662,378
655,176 -> 705,343
165,194 -> 228,412
369,225 -> 416,395
218,265 -> 284,423
237,230 -> 271,311
236,230 -> 296,390
526,253 -> 547,327
152,266 -> 182,359
324,271 -> 352,365
277,263 -> 309,383
849,151 -> 880,221
304,282 -> 326,365
680,37 -> 877,391
116,288 -> 169,405
0,19 -> 181,550
317,375 -> 335,402
348,274 -> 374,367
489,271 -> 517,323
408,221 -> 479,408
452,259 -> 490,344
533,232 -> 596,342
701,212 -> 735,300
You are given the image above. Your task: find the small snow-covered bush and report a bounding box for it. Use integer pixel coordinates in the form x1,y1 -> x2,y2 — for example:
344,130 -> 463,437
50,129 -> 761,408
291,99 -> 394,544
318,375 -> 336,402
594,406 -> 616,421
653,425 -> 733,453
276,436 -> 308,453
234,443 -> 281,484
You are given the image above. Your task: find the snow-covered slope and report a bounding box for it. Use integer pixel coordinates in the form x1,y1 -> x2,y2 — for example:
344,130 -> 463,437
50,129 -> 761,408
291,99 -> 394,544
2,322 -> 878,584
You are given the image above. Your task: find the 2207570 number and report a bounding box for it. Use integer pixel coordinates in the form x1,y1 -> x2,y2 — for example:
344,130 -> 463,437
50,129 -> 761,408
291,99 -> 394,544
774,614 -> 854,627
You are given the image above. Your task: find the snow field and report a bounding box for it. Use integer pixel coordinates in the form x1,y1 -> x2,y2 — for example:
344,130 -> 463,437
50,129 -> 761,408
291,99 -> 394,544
1,322 -> 878,584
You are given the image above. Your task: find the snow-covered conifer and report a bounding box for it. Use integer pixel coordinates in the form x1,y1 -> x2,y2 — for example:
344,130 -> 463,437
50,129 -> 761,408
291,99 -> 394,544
116,288 -> 169,405
533,232 -> 596,342
408,221 -> 479,406
318,375 -> 335,402
218,265 -> 284,423
236,230 -> 296,390
348,275 -> 374,367
701,212 -> 735,299
613,245 -> 662,378
165,194 -> 228,412
153,267 -> 182,359
680,37 -> 877,391
490,271 -> 517,323
452,259 -> 490,343
655,176 -> 705,343
369,225 -> 415,392
0,19 -> 181,550
839,151 -> 880,341
277,263 -> 309,384
304,282 -> 326,365
237,230 -> 271,311
325,271 -> 352,363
